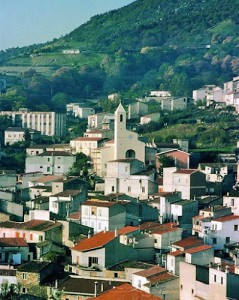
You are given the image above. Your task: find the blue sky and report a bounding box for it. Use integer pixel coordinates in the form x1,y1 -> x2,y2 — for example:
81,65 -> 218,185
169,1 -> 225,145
0,0 -> 135,51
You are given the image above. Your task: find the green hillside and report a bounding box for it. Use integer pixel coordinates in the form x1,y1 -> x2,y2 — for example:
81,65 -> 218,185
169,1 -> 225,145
0,0 -> 239,98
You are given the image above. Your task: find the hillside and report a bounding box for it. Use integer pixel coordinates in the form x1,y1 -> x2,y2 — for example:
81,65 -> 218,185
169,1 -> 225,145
1,0 -> 239,98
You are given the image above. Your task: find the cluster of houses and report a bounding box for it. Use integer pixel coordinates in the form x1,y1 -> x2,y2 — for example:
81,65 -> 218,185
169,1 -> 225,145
1,98 -> 239,299
193,75 -> 239,112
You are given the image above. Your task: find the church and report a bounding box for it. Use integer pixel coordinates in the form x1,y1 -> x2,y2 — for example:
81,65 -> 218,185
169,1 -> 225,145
91,103 -> 145,177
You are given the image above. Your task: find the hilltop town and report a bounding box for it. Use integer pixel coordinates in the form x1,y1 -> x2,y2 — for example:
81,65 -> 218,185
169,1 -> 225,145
0,75 -> 239,299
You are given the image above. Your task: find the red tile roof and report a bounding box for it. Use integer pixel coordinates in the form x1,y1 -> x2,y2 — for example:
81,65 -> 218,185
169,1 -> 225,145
88,283 -> 163,300
0,238 -> 28,247
72,227 -> 138,252
134,265 -> 166,278
148,272 -> 177,284
172,236 -> 203,250
0,220 -> 62,231
213,214 -> 239,222
185,244 -> 213,254
140,222 -> 179,235
32,175 -> 63,183
168,250 -> 185,257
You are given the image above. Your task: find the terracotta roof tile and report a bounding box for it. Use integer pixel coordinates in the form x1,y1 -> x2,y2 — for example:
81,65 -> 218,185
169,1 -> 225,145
168,250 -> 185,257
213,214 -> 239,222
0,238 -> 28,247
134,265 -> 166,278
89,283 -> 163,300
72,227 -> 138,252
72,137 -> 106,141
32,175 -> 63,183
147,272 -> 177,284
172,236 -> 203,250
185,244 -> 213,254
0,220 -> 62,231
82,200 -> 118,208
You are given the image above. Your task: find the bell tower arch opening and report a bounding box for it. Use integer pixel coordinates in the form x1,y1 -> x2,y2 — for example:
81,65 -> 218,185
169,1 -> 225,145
125,149 -> 136,159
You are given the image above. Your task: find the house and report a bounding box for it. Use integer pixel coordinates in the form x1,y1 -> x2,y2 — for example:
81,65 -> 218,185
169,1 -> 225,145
16,261 -> 58,297
132,265 -> 179,300
88,113 -> 114,130
140,113 -> 160,125
198,163 -> 235,195
128,102 -> 148,119
0,238 -> 32,265
0,110 -> 66,137
26,144 -> 71,157
192,205 -> 232,239
70,136 -> 107,156
156,149 -> 190,171
142,222 -> 183,265
0,219 -> 62,245
80,200 -> 126,233
223,187 -> 239,215
180,260 -> 239,300
66,103 -> 95,118
104,159 -> 158,200
84,128 -> 113,139
4,127 -> 41,145
25,151 -> 76,175
49,189 -> 86,220
51,275 -> 127,300
0,170 -> 17,192
160,97 -> 192,111
88,282 -> 163,300
163,168 -> 207,200
71,227 -> 139,272
171,200 -> 199,234
148,192 -> 182,223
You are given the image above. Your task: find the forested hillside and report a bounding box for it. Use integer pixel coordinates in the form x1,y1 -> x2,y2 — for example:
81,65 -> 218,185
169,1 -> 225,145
0,0 -> 239,105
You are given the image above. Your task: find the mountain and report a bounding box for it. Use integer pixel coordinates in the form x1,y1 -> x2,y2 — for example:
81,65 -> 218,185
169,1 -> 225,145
1,0 -> 239,98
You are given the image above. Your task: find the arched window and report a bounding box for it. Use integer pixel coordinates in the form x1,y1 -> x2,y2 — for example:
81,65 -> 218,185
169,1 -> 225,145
125,149 -> 135,158
120,114 -> 123,122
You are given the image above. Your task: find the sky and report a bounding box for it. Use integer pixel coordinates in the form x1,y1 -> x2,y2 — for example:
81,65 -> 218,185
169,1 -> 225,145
0,0 -> 135,51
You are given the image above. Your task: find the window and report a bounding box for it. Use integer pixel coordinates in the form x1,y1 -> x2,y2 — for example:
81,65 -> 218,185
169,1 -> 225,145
192,289 -> 194,294
114,273 -> 118,278
212,238 -> 217,244
142,187 -> 145,193
22,287 -> 27,293
47,167 -> 50,172
154,239 -> 157,243
221,277 -> 223,284
89,257 -> 98,267
120,114 -> 123,122
30,234 -> 33,241
91,207 -> 97,215
47,158 -> 50,162
98,209 -> 102,216
23,273 -> 27,280
226,237 -> 230,244
181,285 -> 183,290
214,274 -> 216,282
111,186 -> 115,192
39,235 -> 43,242
234,225 -> 238,231
128,186 -> 131,192
231,199 -> 234,206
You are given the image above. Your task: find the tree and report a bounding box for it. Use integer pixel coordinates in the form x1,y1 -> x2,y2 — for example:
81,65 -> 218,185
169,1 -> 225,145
0,283 -> 20,300
158,154 -> 175,176
51,92 -> 68,113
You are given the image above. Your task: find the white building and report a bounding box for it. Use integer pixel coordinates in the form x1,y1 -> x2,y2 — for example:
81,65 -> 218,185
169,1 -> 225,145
80,200 -> 126,233
104,159 -> 158,199
66,103 -> 95,118
0,111 -> 66,137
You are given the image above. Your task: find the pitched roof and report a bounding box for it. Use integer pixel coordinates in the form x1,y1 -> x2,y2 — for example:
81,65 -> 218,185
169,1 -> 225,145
172,236 -> 203,250
53,189 -> 82,197
168,250 -> 185,257
72,227 -> 138,252
140,222 -> 179,234
0,220 -> 62,232
134,265 -> 166,278
72,137 -> 106,141
213,214 -> 239,222
185,244 -> 213,254
0,238 -> 28,247
32,175 -> 63,183
89,283 -> 163,300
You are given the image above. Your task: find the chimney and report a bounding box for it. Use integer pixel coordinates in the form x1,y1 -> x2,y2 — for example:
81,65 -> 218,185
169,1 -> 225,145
55,279 -> 58,289
101,283 -> 104,293
115,228 -> 118,237
225,265 -> 229,273
88,230 -> 91,239
104,227 -> 106,233
94,281 -> 98,297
